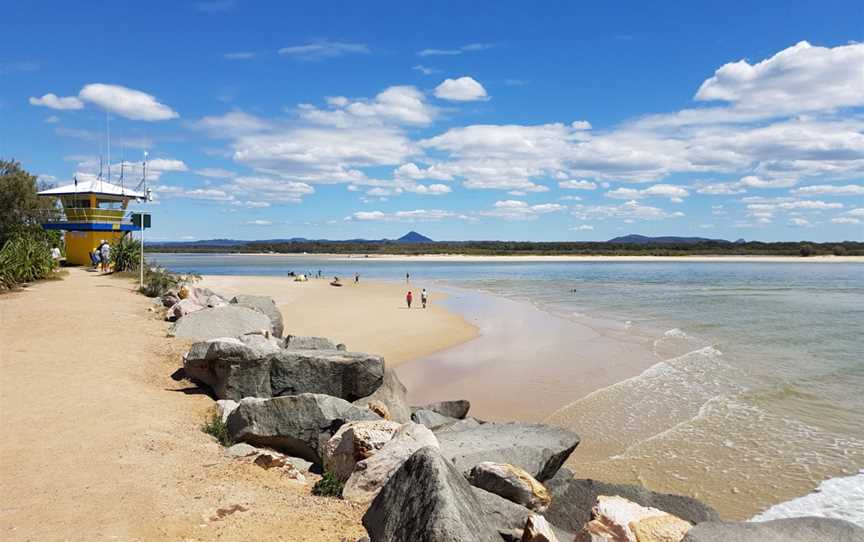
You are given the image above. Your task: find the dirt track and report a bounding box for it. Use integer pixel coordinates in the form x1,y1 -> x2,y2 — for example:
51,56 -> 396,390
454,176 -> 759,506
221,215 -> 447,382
0,269 -> 366,541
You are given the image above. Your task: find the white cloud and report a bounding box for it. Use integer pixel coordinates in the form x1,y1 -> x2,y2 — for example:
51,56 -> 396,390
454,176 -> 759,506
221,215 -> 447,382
478,200 -> 566,221
606,183 -> 689,202
792,184 -> 864,196
147,159 -> 188,173
394,163 -> 454,181
572,224 -> 594,231
195,168 -> 235,178
572,200 -> 685,221
348,209 -> 455,222
418,43 -> 494,57
245,220 -> 273,226
278,41 -> 369,60
831,217 -> 860,225
788,217 -> 812,227
412,65 -> 438,75
695,181 -> 747,195
738,175 -> 797,189
777,200 -> 843,210
29,93 -> 83,110
434,77 -> 488,102
224,52 -> 256,60
44,115 -> 60,124
695,41 -> 864,115
193,111 -> 271,137
78,83 -> 178,121
404,183 -> 451,195
302,86 -> 435,126
559,180 -> 597,190
847,208 -> 864,217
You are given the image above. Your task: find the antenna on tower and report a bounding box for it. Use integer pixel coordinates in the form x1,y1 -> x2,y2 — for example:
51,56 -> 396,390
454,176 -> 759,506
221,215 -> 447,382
106,111 -> 111,187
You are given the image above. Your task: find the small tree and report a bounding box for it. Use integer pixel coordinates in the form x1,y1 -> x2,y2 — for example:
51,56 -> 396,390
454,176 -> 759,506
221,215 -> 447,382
0,160 -> 56,247
832,245 -> 847,257
799,243 -> 814,257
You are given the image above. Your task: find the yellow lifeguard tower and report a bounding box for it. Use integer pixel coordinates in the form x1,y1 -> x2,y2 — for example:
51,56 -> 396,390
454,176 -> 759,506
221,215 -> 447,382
38,179 -> 146,265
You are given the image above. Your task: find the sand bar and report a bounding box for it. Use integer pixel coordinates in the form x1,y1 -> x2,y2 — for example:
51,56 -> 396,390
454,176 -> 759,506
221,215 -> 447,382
198,275 -> 478,366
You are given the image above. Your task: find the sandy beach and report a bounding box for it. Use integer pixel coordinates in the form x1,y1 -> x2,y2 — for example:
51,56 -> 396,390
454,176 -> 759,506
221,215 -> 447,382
198,275 -> 478,366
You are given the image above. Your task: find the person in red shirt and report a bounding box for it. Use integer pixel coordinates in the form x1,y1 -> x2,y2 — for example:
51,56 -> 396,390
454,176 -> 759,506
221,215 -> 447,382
406,290 -> 413,309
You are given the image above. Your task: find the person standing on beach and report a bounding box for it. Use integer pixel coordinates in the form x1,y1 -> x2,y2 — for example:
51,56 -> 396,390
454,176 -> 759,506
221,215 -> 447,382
406,272 -> 410,284
354,273 -> 359,284
406,290 -> 413,309
99,240 -> 111,273
50,245 -> 61,268
421,288 -> 428,309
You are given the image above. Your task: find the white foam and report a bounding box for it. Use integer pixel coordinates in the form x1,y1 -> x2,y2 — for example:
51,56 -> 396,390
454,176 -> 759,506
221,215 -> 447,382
663,328 -> 690,339
750,470 -> 864,527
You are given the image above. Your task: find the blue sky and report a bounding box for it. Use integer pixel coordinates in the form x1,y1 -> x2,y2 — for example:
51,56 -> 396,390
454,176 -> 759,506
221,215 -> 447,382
2,0 -> 863,242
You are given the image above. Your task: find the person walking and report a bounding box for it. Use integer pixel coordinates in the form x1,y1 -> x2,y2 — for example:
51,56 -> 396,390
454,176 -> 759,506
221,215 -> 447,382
354,272 -> 359,284
406,272 -> 410,284
406,290 -> 413,309
100,240 -> 110,273
421,288 -> 428,309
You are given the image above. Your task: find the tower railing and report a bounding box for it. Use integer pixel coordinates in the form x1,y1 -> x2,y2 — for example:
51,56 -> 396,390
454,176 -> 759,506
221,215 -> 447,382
38,208 -> 134,225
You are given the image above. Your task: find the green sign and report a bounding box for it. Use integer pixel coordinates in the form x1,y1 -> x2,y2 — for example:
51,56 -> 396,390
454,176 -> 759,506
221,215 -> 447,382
131,213 -> 152,229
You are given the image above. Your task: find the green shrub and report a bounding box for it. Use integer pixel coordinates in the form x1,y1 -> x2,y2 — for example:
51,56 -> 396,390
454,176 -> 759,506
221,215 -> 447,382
139,264 -> 200,297
799,243 -> 814,257
0,231 -> 56,290
201,409 -> 233,446
111,235 -> 141,273
311,471 -> 344,498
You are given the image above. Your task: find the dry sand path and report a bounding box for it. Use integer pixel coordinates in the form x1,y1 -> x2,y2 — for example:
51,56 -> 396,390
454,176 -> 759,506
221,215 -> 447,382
0,268 -> 367,541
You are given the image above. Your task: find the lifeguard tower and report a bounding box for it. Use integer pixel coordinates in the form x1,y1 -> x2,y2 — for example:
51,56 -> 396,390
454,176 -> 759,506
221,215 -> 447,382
38,179 -> 146,265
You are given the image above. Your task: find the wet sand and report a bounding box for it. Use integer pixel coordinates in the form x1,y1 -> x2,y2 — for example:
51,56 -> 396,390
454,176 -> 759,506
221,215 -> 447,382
397,288 -> 660,422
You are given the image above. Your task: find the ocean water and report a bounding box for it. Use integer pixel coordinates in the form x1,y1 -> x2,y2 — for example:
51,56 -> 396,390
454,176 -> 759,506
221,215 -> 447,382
150,254 -> 864,522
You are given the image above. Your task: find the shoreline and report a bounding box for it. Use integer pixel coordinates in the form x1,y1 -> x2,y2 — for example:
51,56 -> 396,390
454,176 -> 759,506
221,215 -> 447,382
149,251 -> 864,263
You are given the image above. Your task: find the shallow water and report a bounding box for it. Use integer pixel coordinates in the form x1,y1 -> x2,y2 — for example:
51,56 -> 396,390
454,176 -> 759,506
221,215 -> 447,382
150,254 -> 864,522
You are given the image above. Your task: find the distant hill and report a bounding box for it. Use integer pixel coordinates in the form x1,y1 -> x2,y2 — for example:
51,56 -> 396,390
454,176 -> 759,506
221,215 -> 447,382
397,231 -> 434,243
151,232 -> 434,246
607,234 -> 731,245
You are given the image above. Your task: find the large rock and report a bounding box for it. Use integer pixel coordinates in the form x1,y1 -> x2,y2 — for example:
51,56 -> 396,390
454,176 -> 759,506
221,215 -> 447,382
468,461 -> 551,512
231,294 -> 284,338
437,422 -> 579,481
284,335 -> 338,350
434,417 -> 483,433
343,423 -> 439,503
420,400 -> 471,419
471,487 -> 574,542
184,339 -> 384,401
523,514 -> 560,542
215,399 -> 239,423
682,517 -> 864,542
226,394 -> 379,463
323,420 -> 402,482
354,369 -> 411,423
412,409 -> 457,430
169,298 -> 205,320
169,305 -> 272,341
362,446 -> 501,542
544,469 -> 720,531
575,495 -> 692,542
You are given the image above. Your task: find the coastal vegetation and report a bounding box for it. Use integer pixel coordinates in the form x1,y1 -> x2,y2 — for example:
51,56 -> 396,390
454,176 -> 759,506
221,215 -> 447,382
201,408 -> 233,447
148,239 -> 864,257
311,472 -> 345,498
110,235 -> 141,273
0,160 -> 61,290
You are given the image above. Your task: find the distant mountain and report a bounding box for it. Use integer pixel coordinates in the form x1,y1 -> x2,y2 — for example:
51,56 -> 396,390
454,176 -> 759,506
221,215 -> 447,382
397,231 -> 434,243
607,234 -> 731,245
151,232 -> 435,246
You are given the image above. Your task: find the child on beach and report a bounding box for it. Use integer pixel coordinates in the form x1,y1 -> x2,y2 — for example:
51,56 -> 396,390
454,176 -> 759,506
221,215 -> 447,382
421,288 -> 428,309
406,290 -> 413,309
